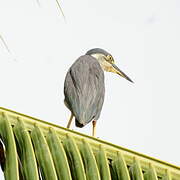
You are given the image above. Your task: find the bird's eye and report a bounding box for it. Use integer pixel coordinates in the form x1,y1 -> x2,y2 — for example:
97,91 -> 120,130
107,55 -> 114,63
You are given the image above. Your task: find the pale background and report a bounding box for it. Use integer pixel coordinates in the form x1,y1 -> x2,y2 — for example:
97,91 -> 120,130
0,0 -> 179,178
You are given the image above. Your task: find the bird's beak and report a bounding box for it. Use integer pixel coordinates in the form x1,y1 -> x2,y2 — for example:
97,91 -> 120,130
112,64 -> 133,83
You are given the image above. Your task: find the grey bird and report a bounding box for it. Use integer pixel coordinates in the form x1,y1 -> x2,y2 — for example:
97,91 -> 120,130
64,48 -> 133,137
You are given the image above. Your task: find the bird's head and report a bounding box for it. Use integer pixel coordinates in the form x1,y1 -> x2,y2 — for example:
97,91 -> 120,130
86,48 -> 133,83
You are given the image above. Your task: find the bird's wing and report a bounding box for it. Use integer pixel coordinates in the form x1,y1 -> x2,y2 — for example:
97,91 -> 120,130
64,55 -> 105,126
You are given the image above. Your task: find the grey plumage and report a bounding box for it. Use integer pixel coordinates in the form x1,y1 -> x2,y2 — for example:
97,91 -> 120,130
64,48 -> 133,136
86,48 -> 109,56
64,55 -> 105,127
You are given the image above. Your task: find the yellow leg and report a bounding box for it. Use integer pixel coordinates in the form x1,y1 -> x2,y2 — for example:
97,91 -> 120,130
67,113 -> 73,128
92,121 -> 97,137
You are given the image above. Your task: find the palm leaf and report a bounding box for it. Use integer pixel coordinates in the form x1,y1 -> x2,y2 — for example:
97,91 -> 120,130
0,107 -> 179,180
0,34 -> 11,54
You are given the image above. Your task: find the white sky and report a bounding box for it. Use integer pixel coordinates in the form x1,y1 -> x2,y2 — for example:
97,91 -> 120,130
0,1 -> 179,177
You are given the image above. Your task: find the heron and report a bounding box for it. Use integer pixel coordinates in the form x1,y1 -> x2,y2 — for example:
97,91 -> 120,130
64,48 -> 133,137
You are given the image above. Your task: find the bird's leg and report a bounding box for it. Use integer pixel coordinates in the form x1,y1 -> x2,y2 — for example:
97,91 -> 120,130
92,120 -> 97,137
66,113 -> 73,128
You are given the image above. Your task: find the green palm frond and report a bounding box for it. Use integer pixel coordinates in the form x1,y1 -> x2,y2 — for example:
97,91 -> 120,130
0,107 -> 179,180
36,0 -> 65,20
55,0 -> 66,20
0,34 -> 11,54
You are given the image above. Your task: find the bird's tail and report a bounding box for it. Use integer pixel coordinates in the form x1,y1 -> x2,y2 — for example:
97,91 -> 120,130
75,118 -> 85,128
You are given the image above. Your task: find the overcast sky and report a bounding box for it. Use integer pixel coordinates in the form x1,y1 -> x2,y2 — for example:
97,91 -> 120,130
0,1 -> 179,177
